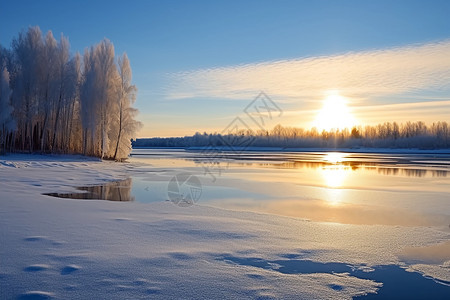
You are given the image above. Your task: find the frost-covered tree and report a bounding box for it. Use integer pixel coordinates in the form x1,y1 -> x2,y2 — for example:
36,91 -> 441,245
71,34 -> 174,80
80,39 -> 117,158
50,35 -> 73,151
2,26 -> 140,159
135,121 -> 450,150
38,30 -> 58,151
80,46 -> 97,156
0,66 -> 15,153
12,26 -> 43,152
59,52 -> 82,153
113,53 -> 142,160
95,39 -> 118,159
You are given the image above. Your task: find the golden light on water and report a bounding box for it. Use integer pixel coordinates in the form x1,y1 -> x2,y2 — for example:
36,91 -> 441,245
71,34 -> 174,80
321,152 -> 351,205
324,152 -> 345,164
313,92 -> 357,131
322,166 -> 349,188
324,188 -> 344,206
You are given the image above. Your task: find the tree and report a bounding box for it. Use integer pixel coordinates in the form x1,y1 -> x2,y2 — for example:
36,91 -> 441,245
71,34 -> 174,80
0,66 -> 15,153
50,34 -> 71,151
2,26 -> 140,159
12,26 -> 43,152
350,126 -> 361,139
113,53 -> 141,160
80,39 -> 117,158
38,30 -> 58,152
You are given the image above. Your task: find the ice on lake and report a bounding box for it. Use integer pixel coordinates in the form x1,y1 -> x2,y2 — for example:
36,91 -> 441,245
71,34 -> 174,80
128,149 -> 450,228
31,148 -> 450,298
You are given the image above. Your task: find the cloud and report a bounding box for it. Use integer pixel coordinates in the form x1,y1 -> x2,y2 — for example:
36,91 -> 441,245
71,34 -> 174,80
166,40 -> 450,102
280,99 -> 450,127
353,99 -> 450,124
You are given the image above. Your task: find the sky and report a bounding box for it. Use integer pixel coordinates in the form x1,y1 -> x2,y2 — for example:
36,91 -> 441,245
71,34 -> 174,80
1,0 -> 450,137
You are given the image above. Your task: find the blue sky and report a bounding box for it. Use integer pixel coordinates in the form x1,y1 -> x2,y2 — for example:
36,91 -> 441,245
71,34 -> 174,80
1,0 -> 450,137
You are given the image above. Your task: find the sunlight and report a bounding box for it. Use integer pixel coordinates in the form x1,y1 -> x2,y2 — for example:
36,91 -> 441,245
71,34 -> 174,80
322,166 -> 349,188
324,152 -> 346,164
321,152 -> 351,205
313,93 -> 357,131
322,152 -> 349,188
324,188 -> 344,206
321,166 -> 351,205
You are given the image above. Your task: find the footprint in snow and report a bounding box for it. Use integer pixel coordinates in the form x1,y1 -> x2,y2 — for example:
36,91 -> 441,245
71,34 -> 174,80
18,291 -> 55,300
24,236 -> 64,246
146,287 -> 161,295
114,217 -> 133,222
24,236 -> 48,242
61,264 -> 81,275
329,284 -> 343,291
24,264 -> 51,272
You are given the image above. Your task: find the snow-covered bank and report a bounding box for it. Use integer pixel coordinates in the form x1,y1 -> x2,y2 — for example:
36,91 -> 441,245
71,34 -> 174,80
1,154 -> 449,299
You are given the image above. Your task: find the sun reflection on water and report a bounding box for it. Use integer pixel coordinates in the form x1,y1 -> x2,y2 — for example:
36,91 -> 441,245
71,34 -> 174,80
321,167 -> 350,205
322,166 -> 349,188
324,152 -> 346,164
321,152 -> 351,205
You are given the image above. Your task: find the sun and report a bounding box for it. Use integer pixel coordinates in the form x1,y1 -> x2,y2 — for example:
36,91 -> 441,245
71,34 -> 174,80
313,93 -> 357,131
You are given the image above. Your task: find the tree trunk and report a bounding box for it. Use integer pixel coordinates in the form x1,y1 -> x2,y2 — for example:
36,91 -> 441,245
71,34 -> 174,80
113,100 -> 123,160
51,90 -> 63,151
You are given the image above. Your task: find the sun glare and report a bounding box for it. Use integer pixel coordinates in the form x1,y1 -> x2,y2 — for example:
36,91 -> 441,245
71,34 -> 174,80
313,93 -> 357,131
321,152 -> 350,205
322,166 -> 349,188
324,152 -> 345,164
321,165 -> 350,206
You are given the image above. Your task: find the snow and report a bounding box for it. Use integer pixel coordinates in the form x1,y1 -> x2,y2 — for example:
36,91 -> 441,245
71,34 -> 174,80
1,154 -> 449,299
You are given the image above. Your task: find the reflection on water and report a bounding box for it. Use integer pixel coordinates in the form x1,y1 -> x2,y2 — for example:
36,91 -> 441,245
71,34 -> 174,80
324,188 -> 344,206
131,149 -> 450,177
399,241 -> 450,265
263,156 -> 448,178
42,149 -> 450,293
45,150 -> 450,228
44,178 -> 134,201
324,152 -> 345,164
322,153 -> 356,205
321,153 -> 350,189
321,165 -> 350,188
130,149 -> 450,227
377,167 -> 448,177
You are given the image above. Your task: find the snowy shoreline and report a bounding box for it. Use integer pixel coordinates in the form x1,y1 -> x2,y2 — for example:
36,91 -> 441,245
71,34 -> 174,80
1,154 -> 449,299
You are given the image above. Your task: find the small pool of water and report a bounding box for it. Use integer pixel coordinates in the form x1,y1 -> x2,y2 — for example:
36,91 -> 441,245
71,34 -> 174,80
44,178 -> 134,201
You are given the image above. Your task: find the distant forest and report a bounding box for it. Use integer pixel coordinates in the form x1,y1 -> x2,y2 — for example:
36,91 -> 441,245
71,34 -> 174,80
134,121 -> 450,149
0,26 -> 141,159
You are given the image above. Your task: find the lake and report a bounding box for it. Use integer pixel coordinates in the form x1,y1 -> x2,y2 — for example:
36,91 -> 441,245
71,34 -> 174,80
42,148 -> 450,297
127,148 -> 450,229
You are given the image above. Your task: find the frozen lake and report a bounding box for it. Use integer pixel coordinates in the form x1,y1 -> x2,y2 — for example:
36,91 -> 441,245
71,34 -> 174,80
3,150 -> 450,298
126,148 -> 450,229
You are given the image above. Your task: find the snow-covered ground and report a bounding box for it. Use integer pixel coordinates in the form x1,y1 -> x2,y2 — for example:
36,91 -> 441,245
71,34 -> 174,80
1,154 -> 449,299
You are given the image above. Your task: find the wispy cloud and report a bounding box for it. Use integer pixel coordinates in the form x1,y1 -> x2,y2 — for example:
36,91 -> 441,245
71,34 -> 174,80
166,40 -> 450,102
280,99 -> 450,127
353,99 -> 450,124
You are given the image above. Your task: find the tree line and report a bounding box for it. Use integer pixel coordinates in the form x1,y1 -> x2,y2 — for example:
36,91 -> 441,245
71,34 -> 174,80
134,121 -> 450,149
0,26 -> 141,159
